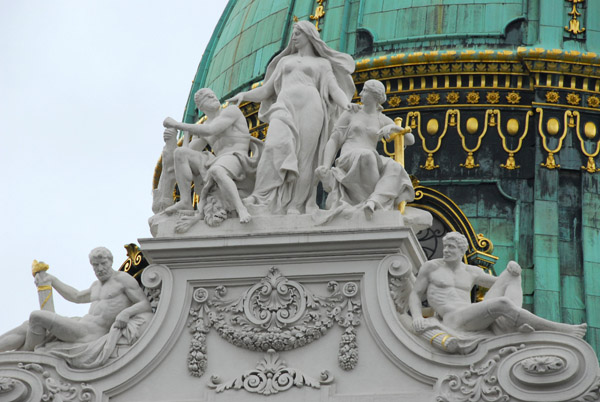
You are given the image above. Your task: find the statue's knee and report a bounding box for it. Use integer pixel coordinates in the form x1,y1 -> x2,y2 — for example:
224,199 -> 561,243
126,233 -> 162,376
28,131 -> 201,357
173,148 -> 188,163
208,166 -> 227,181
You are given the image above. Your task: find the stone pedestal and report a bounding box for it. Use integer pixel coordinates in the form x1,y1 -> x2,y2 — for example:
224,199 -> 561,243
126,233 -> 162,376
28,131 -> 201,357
1,211 -> 599,401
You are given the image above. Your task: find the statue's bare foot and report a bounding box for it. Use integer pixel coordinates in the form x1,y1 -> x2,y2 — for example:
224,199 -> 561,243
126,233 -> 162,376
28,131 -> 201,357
175,213 -> 203,233
518,323 -> 535,333
567,323 -> 587,338
165,202 -> 194,216
238,208 -> 251,224
242,195 -> 257,206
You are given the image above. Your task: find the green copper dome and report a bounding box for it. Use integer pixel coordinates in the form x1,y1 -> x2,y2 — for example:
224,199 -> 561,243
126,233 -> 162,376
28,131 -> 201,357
184,0 -> 600,122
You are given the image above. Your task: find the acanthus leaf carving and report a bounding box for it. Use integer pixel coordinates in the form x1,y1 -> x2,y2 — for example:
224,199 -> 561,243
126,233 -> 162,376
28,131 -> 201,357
17,362 -> 97,401
519,355 -> 565,374
208,349 -> 333,395
187,267 -> 362,377
436,344 -> 525,402
0,377 -> 17,393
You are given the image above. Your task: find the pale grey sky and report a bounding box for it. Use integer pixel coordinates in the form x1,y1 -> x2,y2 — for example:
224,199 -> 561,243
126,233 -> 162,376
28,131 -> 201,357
0,1 -> 227,334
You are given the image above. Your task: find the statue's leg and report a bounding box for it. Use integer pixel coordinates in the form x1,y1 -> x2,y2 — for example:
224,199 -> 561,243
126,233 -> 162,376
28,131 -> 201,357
446,296 -> 586,338
0,321 -> 28,352
208,165 -> 251,223
166,149 -> 204,214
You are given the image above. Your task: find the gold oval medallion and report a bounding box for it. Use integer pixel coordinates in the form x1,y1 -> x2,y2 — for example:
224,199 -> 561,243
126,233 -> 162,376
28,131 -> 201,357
507,118 -> 519,136
426,118 -> 439,136
466,117 -> 479,135
547,118 -> 560,136
584,121 -> 597,139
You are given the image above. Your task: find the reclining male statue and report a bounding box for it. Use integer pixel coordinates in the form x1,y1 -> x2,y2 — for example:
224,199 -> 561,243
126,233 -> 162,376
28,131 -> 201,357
0,247 -> 152,368
408,232 -> 587,353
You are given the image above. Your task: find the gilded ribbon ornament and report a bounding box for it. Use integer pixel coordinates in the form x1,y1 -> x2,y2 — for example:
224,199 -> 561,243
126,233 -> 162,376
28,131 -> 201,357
412,109 -> 455,170
573,111 -> 600,173
455,110 -> 495,169
496,109 -> 534,170
537,108 -> 570,170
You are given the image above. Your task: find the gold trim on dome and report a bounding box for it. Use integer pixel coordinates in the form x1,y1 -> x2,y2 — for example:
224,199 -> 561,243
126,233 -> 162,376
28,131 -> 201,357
537,108 -> 571,169
410,110 -> 456,170
455,110 -> 495,169
309,0 -> 326,31
573,112 -> 600,173
565,0 -> 586,35
496,110 -> 534,170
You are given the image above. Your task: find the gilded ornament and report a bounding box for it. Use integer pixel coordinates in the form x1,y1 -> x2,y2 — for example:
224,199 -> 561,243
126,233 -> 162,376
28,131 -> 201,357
426,118 -> 439,136
427,64 -> 438,73
309,0 -> 326,31
369,70 -> 380,79
466,118 -> 479,135
426,93 -> 440,105
463,63 -> 475,72
565,0 -> 586,35
446,91 -> 460,104
566,92 -> 581,105
506,92 -> 521,104
358,72 -> 369,81
439,64 -> 450,73
407,94 -> 420,106
546,91 -> 560,103
587,96 -> 600,108
451,63 -> 462,72
486,91 -> 500,104
404,66 -> 415,75
547,118 -> 560,136
416,65 -> 427,74
500,63 -> 511,72
507,119 -> 519,136
392,67 -> 402,76
388,96 -> 401,107
513,63 -> 523,72
476,63 -> 486,72
380,68 -> 391,77
585,122 -> 597,139
488,63 -> 499,72
466,91 -> 480,104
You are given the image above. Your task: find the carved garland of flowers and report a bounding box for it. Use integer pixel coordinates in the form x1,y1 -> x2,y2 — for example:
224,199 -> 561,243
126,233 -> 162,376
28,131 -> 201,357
506,91 -> 521,104
466,91 -> 480,104
546,90 -> 560,103
187,268 -> 362,377
567,92 -> 581,106
446,91 -> 460,104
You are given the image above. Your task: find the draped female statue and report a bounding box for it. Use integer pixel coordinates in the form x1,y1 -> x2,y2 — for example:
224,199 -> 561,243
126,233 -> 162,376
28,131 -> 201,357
229,21 -> 355,215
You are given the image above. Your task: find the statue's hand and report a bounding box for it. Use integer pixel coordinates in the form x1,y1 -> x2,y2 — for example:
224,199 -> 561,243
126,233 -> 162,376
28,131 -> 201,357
347,103 -> 361,113
412,317 -> 433,334
315,165 -> 329,179
113,311 -> 130,329
163,117 -> 178,129
34,272 -> 54,287
506,261 -> 522,276
227,92 -> 245,105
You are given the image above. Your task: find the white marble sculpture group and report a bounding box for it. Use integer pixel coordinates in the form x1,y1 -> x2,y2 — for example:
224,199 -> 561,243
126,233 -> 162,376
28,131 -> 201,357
151,20 -> 415,231
0,20 -> 595,402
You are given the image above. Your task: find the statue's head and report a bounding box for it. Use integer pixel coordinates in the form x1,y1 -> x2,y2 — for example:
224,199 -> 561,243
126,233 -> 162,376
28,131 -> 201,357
194,88 -> 220,112
442,232 -> 468,262
291,20 -> 318,51
361,79 -> 387,105
89,247 -> 114,281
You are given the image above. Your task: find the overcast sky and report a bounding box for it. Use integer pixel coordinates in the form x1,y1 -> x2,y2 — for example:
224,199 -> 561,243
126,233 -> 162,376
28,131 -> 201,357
0,1 -> 227,335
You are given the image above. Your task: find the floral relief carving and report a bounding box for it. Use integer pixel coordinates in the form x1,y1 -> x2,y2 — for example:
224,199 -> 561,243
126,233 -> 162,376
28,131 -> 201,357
587,95 -> 600,108
427,93 -> 440,105
0,377 -> 16,393
407,94 -> 420,106
446,92 -> 460,104
187,267 -> 362,377
436,345 -> 525,402
506,91 -> 521,104
208,349 -> 333,395
18,363 -> 96,401
388,96 -> 401,107
567,92 -> 581,106
546,90 -> 560,103
466,91 -> 480,104
519,355 -> 565,374
486,91 -> 500,104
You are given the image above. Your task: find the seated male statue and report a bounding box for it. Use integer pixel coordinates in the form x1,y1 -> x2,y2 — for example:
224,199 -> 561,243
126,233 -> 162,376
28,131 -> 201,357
162,88 -> 260,225
0,247 -> 152,356
409,232 -> 586,347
